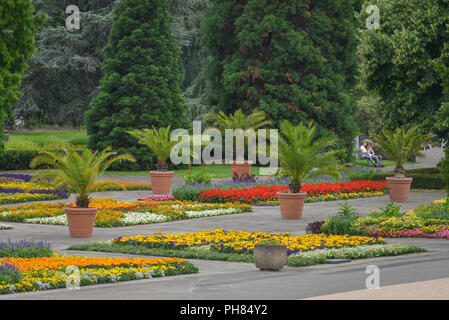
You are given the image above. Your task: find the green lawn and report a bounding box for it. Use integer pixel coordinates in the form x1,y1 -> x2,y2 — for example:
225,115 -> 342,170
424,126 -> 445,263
354,159 -> 417,168
6,130 -> 88,150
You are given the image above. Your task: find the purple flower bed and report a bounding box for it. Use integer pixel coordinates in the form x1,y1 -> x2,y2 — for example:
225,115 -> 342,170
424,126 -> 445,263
0,174 -> 33,182
0,173 -> 69,197
0,239 -> 53,258
0,188 -> 69,196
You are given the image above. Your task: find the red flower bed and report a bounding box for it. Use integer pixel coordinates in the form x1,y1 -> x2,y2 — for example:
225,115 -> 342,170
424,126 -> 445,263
198,180 -> 387,204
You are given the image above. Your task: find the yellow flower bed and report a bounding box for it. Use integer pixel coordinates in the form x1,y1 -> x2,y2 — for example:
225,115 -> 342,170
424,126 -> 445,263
115,229 -> 385,255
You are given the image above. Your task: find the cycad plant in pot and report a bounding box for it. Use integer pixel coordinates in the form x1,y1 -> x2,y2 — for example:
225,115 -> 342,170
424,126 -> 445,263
30,148 -> 136,237
372,127 -> 435,202
128,126 -> 178,194
203,109 -> 271,177
278,120 -> 341,219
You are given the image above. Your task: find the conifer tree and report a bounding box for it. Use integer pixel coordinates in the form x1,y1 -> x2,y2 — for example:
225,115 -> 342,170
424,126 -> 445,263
202,0 -> 360,147
85,0 -> 188,169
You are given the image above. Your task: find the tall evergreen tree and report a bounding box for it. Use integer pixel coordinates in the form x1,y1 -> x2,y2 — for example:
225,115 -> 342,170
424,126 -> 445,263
202,0 -> 360,147
85,0 -> 188,169
0,0 -> 45,147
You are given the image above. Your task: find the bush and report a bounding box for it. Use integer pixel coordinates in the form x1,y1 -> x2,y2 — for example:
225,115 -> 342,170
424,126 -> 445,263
184,169 -> 213,185
321,203 -> 360,235
0,150 -> 38,170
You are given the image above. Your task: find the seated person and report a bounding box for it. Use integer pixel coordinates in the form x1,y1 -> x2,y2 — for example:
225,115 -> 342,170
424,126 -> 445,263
360,141 -> 382,167
367,143 -> 383,167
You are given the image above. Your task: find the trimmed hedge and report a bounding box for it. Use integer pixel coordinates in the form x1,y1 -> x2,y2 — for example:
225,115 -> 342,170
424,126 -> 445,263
0,149 -> 187,171
354,168 -> 444,190
0,150 -> 38,170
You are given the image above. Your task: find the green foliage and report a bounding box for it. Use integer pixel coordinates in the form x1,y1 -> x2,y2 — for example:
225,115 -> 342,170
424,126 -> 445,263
0,263 -> 23,285
440,147 -> 449,196
204,109 -> 271,133
372,126 -> 435,176
30,147 -> 135,207
358,0 -> 449,141
337,202 -> 357,218
321,202 -> 359,235
202,0 -> 360,147
0,241 -> 53,258
0,0 -> 46,149
370,202 -> 402,219
278,120 -> 341,192
0,150 -> 40,170
127,127 -> 179,171
184,168 -> 213,185
85,0 -> 188,168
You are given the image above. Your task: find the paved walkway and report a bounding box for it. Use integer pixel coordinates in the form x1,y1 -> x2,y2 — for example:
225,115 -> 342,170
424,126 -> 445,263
1,190 -> 448,300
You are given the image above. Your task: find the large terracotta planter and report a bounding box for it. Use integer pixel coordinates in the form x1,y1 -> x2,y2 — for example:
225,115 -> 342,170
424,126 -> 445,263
254,245 -> 288,271
149,171 -> 174,194
65,207 -> 97,238
277,191 -> 307,219
386,177 -> 413,202
231,161 -> 253,177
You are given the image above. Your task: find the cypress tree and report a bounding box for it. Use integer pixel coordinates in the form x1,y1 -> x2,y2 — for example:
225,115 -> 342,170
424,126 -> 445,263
202,0 -> 360,147
85,0 -> 188,169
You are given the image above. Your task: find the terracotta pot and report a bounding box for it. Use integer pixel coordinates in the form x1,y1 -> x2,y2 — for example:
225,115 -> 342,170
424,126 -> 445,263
277,191 -> 307,219
231,161 -> 253,177
254,245 -> 288,271
65,207 -> 97,238
386,177 -> 413,202
149,171 -> 174,194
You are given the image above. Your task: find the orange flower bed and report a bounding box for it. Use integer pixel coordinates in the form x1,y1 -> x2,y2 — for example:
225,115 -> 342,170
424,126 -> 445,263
2,256 -> 187,272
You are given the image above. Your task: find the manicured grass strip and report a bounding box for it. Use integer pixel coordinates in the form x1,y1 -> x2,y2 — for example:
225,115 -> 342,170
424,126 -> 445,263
69,243 -> 254,263
68,243 -> 425,267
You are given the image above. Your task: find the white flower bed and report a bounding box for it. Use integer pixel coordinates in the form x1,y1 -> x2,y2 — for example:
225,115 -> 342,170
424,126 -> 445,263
289,244 -> 412,259
185,208 -> 242,218
24,215 -> 68,225
22,208 -> 244,226
120,212 -> 171,225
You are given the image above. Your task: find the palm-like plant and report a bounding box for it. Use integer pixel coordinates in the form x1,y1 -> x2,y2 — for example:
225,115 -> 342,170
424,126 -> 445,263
30,147 -> 136,207
127,126 -> 178,171
279,120 -> 342,193
372,127 -> 435,177
203,109 -> 271,132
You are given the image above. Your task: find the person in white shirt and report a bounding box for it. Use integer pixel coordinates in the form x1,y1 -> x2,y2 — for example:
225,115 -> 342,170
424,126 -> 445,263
360,141 -> 382,167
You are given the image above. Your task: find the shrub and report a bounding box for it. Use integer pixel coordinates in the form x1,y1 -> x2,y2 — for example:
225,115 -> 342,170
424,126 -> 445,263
321,202 -> 360,235
184,169 -> 213,185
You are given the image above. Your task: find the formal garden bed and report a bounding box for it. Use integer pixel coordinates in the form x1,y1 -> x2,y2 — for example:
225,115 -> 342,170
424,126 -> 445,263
0,198 -> 252,227
173,179 -> 388,205
0,173 -> 152,205
68,229 -> 424,267
0,239 -> 197,295
315,199 -> 449,240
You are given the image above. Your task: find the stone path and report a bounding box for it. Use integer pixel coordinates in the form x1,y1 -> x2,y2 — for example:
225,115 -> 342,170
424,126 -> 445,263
1,190 -> 449,299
